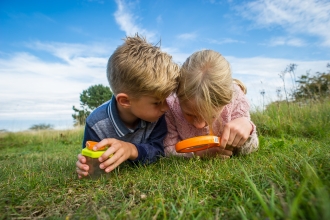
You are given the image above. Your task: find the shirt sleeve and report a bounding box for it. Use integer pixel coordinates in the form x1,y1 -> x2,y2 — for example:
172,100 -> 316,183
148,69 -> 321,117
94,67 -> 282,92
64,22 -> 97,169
129,115 -> 167,165
230,84 -> 259,154
164,105 -> 194,158
82,122 -> 102,148
164,110 -> 181,156
230,84 -> 251,120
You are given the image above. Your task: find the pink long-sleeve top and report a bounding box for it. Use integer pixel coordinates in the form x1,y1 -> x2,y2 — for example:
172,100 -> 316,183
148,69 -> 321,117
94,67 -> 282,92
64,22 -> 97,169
164,84 -> 259,157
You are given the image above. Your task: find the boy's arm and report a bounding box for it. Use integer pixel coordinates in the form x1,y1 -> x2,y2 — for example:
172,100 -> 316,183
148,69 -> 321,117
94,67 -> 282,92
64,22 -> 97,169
129,115 -> 167,165
82,122 -> 102,148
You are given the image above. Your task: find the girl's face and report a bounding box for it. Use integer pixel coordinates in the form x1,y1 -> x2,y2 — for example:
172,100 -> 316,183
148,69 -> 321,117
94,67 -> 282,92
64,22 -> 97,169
179,99 -> 207,129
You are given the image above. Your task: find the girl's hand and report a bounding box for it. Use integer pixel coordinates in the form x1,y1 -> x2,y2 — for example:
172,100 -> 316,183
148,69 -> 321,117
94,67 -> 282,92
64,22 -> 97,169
220,117 -> 252,149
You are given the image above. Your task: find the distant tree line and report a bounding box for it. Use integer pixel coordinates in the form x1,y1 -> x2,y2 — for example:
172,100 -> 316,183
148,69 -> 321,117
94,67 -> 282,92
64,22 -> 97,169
266,63 -> 330,110
292,66 -> 330,100
29,124 -> 54,130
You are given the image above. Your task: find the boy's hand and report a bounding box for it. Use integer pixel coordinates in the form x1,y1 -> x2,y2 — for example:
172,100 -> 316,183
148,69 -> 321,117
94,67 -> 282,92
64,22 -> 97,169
93,138 -> 138,173
76,154 -> 89,179
220,117 -> 252,149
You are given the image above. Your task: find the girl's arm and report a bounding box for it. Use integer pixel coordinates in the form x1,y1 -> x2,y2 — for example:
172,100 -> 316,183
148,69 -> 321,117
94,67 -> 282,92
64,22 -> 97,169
163,101 -> 194,157
224,84 -> 259,155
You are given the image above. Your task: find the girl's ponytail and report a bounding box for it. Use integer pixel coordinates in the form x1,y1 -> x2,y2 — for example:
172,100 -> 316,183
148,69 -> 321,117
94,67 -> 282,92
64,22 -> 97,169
233,79 -> 247,94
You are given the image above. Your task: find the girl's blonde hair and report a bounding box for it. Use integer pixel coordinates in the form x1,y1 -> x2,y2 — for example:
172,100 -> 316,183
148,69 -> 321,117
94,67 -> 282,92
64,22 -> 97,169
177,50 -> 245,127
233,78 -> 247,94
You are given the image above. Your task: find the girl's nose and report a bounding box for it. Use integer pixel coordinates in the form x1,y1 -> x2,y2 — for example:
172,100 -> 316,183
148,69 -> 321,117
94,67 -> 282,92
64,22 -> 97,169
193,119 -> 206,129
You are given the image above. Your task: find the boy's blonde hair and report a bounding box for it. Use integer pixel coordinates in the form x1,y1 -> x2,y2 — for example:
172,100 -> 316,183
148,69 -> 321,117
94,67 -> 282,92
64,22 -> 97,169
107,34 -> 180,100
177,50 -> 246,127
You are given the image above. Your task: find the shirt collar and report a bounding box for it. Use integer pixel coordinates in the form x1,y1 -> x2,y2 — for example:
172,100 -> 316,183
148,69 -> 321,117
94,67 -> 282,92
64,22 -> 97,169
108,95 -> 147,137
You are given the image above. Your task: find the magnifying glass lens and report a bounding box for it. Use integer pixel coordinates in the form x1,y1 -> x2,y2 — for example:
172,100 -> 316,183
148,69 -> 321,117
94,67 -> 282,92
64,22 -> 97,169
175,136 -> 221,153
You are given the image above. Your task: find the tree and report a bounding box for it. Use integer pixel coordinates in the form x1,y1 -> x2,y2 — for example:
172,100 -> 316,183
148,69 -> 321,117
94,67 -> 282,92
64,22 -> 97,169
293,65 -> 330,101
29,123 -> 54,130
72,105 -> 91,127
72,84 -> 113,126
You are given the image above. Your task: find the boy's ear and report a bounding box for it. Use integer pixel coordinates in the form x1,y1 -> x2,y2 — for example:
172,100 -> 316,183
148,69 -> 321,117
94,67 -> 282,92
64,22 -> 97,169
116,93 -> 131,108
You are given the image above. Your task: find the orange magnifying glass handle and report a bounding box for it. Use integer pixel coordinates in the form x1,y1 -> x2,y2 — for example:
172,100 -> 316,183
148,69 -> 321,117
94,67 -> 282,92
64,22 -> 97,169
175,135 -> 221,153
86,141 -> 107,151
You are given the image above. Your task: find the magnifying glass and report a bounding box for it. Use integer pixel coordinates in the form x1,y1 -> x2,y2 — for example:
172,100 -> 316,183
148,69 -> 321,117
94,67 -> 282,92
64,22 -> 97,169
175,135 -> 221,153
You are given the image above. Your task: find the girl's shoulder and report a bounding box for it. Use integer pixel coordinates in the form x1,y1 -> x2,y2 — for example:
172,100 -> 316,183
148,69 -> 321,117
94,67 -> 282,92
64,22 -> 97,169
166,93 -> 179,107
232,83 -> 247,102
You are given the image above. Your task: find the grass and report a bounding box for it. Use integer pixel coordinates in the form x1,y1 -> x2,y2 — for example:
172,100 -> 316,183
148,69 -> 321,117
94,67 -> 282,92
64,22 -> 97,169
252,99 -> 330,139
1,100 -> 330,219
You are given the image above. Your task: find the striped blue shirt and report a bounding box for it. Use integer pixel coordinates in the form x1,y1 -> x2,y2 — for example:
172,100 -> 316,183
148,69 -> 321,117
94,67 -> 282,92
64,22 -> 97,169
82,96 -> 167,165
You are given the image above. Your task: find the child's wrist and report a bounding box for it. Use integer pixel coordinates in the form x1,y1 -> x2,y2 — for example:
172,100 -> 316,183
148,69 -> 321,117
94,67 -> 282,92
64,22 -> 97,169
249,121 -> 254,135
129,143 -> 139,160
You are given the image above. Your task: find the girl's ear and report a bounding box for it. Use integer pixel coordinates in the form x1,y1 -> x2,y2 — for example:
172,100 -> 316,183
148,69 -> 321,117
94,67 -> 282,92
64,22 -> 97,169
116,93 -> 131,108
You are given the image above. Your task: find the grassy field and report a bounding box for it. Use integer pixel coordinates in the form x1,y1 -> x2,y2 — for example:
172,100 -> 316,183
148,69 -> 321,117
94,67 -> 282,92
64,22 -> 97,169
0,100 -> 329,219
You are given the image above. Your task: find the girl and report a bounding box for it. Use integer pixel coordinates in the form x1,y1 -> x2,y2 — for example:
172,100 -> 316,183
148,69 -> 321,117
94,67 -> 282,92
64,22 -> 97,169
164,50 -> 259,158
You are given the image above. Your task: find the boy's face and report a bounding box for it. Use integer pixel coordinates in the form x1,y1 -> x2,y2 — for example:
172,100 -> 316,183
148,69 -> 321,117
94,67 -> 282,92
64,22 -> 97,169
129,95 -> 169,122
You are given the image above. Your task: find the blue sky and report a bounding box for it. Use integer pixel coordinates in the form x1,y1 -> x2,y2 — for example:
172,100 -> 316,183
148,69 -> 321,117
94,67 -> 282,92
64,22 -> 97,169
1,0 -> 330,131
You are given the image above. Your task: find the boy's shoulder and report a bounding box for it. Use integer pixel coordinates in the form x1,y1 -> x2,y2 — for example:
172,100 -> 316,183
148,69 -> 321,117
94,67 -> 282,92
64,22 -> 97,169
86,100 -> 111,127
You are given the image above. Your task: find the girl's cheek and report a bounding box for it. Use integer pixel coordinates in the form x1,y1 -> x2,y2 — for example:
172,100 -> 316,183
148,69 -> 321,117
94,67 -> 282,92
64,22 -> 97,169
184,115 -> 194,124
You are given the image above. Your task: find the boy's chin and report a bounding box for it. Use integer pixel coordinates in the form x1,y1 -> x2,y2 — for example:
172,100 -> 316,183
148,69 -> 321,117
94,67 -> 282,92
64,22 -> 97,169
144,116 -> 162,123
146,119 -> 158,123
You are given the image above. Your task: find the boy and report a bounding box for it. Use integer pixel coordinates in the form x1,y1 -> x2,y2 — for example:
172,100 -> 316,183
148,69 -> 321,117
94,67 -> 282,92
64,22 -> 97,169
76,35 -> 180,178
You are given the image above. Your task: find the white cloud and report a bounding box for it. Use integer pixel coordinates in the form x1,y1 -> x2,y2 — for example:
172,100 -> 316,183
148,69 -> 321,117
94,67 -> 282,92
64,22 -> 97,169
0,42 -> 111,130
177,33 -> 197,40
114,0 -> 156,41
157,15 -> 163,24
177,35 -> 245,45
239,0 -> 330,46
163,47 -> 190,65
226,56 -> 329,109
266,36 -> 306,47
207,38 -> 245,45
25,41 -> 109,63
33,13 -> 56,23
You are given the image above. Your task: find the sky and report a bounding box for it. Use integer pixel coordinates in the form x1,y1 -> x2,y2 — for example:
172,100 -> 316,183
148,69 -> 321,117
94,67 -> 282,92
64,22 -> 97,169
1,0 -> 330,132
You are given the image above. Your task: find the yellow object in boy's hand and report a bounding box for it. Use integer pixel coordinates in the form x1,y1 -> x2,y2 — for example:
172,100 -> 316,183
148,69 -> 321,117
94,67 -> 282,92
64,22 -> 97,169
81,141 -> 114,179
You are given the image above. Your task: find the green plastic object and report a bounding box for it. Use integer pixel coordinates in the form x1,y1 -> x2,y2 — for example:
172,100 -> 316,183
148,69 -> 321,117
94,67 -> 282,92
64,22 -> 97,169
81,148 -> 105,158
